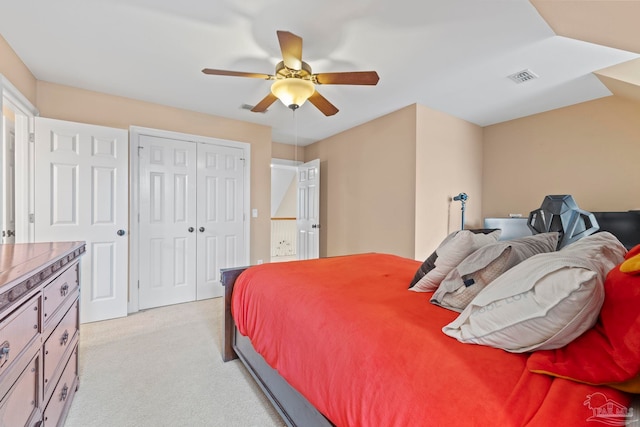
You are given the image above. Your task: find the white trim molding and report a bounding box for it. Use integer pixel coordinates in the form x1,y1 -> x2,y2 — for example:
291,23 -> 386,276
1,74 -> 39,243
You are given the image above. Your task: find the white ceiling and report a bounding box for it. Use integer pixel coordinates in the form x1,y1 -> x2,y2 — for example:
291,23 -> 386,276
1,0 -> 637,146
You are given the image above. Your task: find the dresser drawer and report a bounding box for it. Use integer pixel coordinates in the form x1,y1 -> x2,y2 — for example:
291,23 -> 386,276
0,297 -> 40,379
43,263 -> 78,325
43,299 -> 78,400
0,242 -> 84,427
43,345 -> 77,427
0,352 -> 40,427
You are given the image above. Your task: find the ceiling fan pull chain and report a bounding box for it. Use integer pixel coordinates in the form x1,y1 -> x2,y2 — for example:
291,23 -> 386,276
293,108 -> 298,164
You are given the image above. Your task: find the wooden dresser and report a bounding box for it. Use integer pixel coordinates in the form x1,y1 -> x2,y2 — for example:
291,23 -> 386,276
0,242 -> 85,427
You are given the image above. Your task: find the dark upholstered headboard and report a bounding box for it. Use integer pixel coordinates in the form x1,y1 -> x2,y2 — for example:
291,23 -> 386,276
485,211 -> 640,250
592,211 -> 640,250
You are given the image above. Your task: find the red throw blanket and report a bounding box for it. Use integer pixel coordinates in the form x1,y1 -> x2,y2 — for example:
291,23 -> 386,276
232,253 -> 632,427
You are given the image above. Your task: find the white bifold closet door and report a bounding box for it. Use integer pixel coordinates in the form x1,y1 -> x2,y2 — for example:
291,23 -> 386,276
138,134 -> 245,310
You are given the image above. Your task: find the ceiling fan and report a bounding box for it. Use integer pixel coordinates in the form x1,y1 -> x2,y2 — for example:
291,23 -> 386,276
202,30 -> 380,116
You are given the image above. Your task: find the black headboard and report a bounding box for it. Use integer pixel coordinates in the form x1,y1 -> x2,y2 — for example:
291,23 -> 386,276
592,211 -> 640,250
485,211 -> 640,250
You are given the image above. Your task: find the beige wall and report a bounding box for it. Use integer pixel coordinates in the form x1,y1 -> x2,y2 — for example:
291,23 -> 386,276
272,141 -> 305,162
305,105 -> 417,259
274,179 -> 297,218
415,104 -> 484,260
483,95 -> 640,217
284,95 -> 639,259
35,81 -> 273,264
0,35 -> 37,105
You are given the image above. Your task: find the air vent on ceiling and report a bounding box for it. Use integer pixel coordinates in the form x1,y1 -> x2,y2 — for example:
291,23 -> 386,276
240,104 -> 267,113
507,69 -> 538,84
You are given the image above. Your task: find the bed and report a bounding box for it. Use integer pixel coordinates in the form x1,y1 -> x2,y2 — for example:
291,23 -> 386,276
221,211 -> 640,427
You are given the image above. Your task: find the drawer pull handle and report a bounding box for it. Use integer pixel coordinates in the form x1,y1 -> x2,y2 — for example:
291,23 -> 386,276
61,330 -> 70,346
0,341 -> 9,368
60,283 -> 69,297
60,384 -> 69,401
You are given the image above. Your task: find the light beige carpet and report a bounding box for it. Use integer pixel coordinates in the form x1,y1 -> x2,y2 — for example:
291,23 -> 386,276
64,298 -> 285,427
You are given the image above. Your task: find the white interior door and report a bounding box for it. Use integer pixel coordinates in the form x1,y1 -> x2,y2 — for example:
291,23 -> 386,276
34,117 -> 129,323
196,143 -> 245,299
2,115 -> 16,244
138,135 -> 197,309
297,159 -> 320,260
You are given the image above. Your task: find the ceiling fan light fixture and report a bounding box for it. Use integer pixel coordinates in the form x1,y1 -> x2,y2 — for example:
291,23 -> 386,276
202,30 -> 377,116
271,78 -> 315,110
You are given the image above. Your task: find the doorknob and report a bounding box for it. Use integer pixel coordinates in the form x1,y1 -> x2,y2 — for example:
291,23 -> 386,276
188,227 -> 194,233
116,229 -> 126,236
199,227 -> 205,232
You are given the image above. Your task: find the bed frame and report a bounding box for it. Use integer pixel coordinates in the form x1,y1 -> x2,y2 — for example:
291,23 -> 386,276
221,266 -> 640,427
221,267 -> 333,427
220,223 -> 640,427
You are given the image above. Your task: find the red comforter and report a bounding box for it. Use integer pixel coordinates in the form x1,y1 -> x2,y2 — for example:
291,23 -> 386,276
232,253 -> 632,426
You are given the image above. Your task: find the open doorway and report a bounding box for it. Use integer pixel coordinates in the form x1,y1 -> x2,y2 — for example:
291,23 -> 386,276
270,158 -> 300,262
1,75 -> 37,244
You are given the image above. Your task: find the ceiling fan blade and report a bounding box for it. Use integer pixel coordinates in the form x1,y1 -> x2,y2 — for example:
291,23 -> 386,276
315,71 -> 380,85
277,31 -> 303,70
308,91 -> 339,116
251,93 -> 279,112
202,68 -> 272,79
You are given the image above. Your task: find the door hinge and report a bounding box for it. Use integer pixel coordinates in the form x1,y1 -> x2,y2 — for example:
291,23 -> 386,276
29,132 -> 35,143
137,280 -> 140,289
29,214 -> 35,223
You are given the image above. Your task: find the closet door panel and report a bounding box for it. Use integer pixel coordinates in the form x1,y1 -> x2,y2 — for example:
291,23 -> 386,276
196,143 -> 245,299
138,135 -> 197,309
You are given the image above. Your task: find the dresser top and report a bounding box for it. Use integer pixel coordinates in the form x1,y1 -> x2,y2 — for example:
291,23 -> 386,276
0,242 -> 85,291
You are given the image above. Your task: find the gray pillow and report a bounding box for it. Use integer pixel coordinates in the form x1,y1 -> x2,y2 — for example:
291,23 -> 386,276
409,229 -> 502,291
431,232 -> 560,312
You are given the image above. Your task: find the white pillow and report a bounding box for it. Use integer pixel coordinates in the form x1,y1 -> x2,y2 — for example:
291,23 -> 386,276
442,232 -> 626,353
410,229 -> 501,292
431,232 -> 560,312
